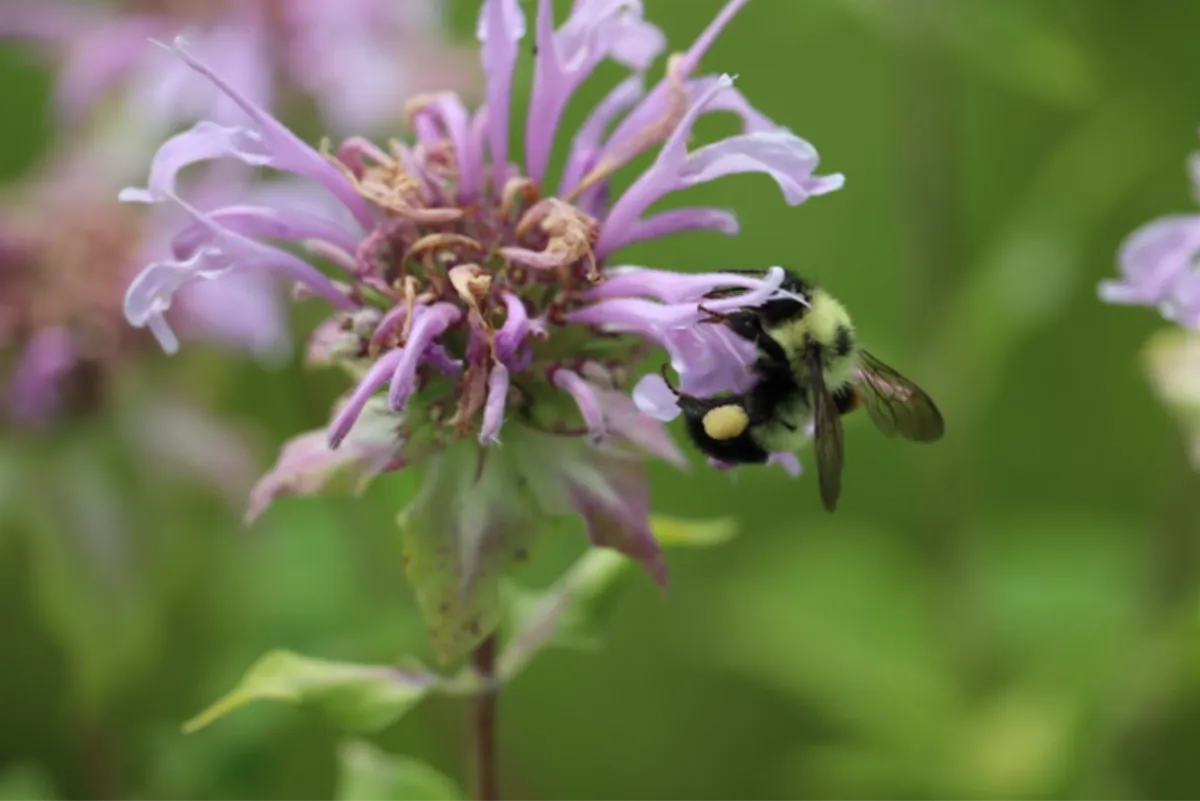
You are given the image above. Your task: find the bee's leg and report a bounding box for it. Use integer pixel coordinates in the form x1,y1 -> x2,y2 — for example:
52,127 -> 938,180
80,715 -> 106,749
742,392 -> 775,427
832,385 -> 860,417
696,304 -> 730,325
742,371 -> 791,427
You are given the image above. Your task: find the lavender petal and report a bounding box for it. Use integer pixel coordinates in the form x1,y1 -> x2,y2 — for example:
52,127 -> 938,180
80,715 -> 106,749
126,196 -> 354,353
477,0 -> 525,191
611,207 -> 739,251
1100,215 -> 1200,306
118,121 -> 271,204
495,291 -> 531,365
171,204 -> 360,263
526,0 -> 662,185
632,373 -> 682,422
587,265 -> 770,303
479,363 -> 510,444
598,388 -> 687,466
329,349 -> 406,448
411,93 -> 481,202
154,37 -> 374,228
388,303 -> 463,410
601,0 -> 751,166
553,369 -> 606,441
8,326 -> 75,425
560,75 -> 645,195
599,76 -> 842,256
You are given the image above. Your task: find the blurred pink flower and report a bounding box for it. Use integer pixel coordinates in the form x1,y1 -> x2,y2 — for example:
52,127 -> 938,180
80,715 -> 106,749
0,143 -> 289,427
1100,140 -> 1200,329
0,0 -> 475,135
119,0 -> 842,660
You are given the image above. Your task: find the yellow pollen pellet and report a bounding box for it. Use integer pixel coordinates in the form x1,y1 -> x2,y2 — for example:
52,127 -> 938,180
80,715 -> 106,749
702,405 -> 750,440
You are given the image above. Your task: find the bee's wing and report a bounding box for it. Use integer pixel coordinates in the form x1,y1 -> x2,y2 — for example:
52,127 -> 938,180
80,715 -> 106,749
807,345 -> 844,513
854,350 -> 945,442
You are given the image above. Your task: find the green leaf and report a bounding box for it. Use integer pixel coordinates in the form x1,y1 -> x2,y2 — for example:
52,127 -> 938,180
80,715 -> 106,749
398,438 -> 549,664
184,650 -> 439,733
336,740 -> 462,801
498,549 -> 629,680
650,515 -> 738,548
496,516 -> 739,680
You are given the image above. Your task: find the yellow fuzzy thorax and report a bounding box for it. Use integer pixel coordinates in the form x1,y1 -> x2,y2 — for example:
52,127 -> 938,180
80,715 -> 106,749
765,289 -> 859,387
805,291 -> 851,345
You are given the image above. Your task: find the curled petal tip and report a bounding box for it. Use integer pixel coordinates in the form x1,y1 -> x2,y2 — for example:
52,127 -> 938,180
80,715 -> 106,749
118,187 -> 157,204
632,373 -> 681,421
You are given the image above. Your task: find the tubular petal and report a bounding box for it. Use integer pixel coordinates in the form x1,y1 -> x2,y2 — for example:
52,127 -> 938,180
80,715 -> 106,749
171,204 -> 360,262
495,291 -> 531,364
328,349 -> 405,448
479,362 -> 510,444
155,38 -> 374,228
553,369 -> 606,441
477,0 -> 525,191
388,303 -> 463,410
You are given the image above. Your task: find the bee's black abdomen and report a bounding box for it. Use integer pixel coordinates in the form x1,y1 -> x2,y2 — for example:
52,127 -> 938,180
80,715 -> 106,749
683,413 -> 770,464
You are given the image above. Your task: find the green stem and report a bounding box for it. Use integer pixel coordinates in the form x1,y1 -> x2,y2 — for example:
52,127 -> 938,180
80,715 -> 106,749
470,636 -> 499,801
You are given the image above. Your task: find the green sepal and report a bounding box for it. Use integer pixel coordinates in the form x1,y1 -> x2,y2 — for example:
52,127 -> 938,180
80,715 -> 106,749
650,514 -> 738,548
496,515 -> 739,681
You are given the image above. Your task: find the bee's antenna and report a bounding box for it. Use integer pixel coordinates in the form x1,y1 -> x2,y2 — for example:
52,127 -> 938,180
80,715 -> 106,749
659,363 -> 680,396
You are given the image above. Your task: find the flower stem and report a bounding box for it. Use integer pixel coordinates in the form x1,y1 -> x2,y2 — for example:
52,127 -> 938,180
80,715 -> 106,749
471,635 -> 499,801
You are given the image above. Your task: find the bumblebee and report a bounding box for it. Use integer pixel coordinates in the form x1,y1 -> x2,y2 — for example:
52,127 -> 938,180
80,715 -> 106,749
666,268 -> 944,512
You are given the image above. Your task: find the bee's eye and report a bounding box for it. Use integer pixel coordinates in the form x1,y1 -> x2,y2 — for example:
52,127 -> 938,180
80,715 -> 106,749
702,405 -> 749,440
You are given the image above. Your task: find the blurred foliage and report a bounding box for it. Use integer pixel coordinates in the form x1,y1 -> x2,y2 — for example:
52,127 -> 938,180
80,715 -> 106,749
4,0 -> 1200,798
336,740 -> 462,801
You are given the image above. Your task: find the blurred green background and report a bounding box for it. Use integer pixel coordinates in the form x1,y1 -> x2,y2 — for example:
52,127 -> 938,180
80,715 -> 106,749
4,0 -> 1200,798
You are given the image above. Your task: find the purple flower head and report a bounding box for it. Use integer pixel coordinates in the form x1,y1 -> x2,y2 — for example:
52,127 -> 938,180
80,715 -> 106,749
0,0 -> 475,135
0,145 -> 288,427
1100,139 -> 1200,329
121,0 -> 843,662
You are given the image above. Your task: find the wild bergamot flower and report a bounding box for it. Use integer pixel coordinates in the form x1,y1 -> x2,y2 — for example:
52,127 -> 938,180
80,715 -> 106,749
1103,134 -> 1200,469
0,142 -> 287,427
0,0 -> 473,134
1100,136 -> 1200,329
121,0 -> 843,661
